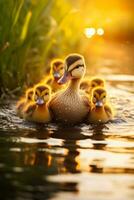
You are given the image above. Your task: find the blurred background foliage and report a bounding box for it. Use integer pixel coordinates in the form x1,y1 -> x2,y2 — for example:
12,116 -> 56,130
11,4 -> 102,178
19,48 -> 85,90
0,0 -> 133,97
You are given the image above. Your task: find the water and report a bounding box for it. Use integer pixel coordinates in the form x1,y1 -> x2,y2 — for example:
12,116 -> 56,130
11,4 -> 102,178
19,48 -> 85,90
0,77 -> 134,200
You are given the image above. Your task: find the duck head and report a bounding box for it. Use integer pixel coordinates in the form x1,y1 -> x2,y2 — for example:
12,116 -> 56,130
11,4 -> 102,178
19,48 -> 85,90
34,84 -> 51,105
51,59 -> 64,80
58,54 -> 86,84
91,87 -> 107,107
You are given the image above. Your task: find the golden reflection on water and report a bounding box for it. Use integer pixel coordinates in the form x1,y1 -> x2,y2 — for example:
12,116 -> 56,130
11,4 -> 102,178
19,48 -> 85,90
0,74 -> 134,199
9,121 -> 133,176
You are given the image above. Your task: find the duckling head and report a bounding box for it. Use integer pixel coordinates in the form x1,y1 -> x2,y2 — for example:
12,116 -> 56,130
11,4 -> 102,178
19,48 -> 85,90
91,87 -> 107,107
58,53 -> 86,84
80,79 -> 90,91
90,77 -> 105,91
51,59 -> 64,80
34,84 -> 51,105
26,88 -> 34,101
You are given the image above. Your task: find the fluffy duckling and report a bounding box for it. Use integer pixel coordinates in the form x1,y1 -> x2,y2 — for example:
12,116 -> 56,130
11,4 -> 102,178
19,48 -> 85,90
44,59 -> 65,92
90,77 -> 105,92
80,78 -> 90,94
80,77 -> 105,95
50,53 -> 90,124
16,88 -> 34,118
23,84 -> 51,123
88,87 -> 113,123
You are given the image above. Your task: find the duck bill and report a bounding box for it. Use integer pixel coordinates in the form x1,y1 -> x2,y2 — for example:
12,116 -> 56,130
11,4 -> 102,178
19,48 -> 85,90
95,101 -> 103,107
53,72 -> 60,79
58,71 -> 71,84
36,98 -> 44,105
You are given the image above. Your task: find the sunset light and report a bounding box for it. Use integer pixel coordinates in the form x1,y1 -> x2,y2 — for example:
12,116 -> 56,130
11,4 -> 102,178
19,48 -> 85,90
84,27 -> 96,38
97,28 -> 104,35
0,0 -> 134,200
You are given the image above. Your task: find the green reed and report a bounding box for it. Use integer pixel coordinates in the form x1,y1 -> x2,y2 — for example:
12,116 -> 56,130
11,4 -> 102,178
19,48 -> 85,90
0,0 -> 83,97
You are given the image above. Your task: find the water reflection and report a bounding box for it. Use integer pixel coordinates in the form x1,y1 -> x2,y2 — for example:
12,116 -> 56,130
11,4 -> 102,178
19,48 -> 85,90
89,124 -> 107,173
23,131 -> 52,168
0,77 -> 134,199
51,127 -> 86,174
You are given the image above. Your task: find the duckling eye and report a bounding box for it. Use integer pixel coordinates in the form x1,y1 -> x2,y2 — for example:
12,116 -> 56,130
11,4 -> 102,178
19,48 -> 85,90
94,94 -> 97,98
45,92 -> 49,96
28,95 -> 31,100
92,84 -> 95,87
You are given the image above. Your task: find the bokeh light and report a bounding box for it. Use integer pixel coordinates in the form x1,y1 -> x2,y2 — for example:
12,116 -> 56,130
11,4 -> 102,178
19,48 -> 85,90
97,28 -> 104,36
84,27 -> 96,38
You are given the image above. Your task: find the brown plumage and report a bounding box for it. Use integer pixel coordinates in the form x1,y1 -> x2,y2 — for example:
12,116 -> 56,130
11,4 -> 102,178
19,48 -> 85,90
50,53 -> 90,125
65,54 -> 82,69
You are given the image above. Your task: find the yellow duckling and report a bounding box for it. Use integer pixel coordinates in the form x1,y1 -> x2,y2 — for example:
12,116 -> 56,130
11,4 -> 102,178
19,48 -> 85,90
50,53 -> 90,125
23,84 -> 51,123
80,77 -> 105,95
80,78 -> 90,94
90,77 -> 105,91
16,88 -> 34,118
44,59 -> 65,92
88,87 -> 113,123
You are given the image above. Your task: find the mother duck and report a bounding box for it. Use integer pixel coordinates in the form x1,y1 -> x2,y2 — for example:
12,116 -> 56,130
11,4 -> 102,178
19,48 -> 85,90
49,53 -> 90,124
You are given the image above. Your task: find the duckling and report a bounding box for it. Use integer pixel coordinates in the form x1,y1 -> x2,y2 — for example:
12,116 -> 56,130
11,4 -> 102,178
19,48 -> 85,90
80,78 -> 90,94
80,77 -> 105,95
23,84 -> 51,123
44,59 -> 65,92
50,53 -> 90,125
90,77 -> 105,92
88,87 -> 113,123
16,88 -> 34,118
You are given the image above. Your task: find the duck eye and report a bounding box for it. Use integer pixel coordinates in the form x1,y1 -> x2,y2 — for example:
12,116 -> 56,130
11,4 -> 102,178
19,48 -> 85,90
94,94 -> 97,98
76,64 -> 84,69
75,65 -> 80,69
28,95 -> 31,100
45,92 -> 49,95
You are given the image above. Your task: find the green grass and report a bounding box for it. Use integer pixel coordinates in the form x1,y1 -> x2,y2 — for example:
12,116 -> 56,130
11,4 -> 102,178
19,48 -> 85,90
0,0 -> 133,98
0,0 -> 83,97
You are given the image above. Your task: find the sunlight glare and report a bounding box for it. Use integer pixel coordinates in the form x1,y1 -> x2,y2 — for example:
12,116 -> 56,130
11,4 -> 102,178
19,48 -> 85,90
84,27 -> 96,38
97,28 -> 104,35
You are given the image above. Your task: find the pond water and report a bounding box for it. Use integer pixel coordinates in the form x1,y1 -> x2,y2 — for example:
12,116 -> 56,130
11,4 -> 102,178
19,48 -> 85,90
0,39 -> 134,200
0,76 -> 134,200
